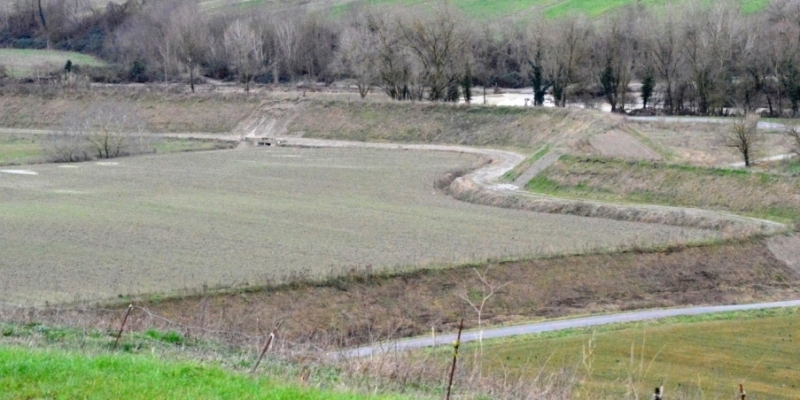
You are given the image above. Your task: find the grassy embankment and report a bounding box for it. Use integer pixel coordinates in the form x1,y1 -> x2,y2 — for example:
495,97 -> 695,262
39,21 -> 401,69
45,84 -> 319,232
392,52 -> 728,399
502,144 -> 550,181
94,239 -> 796,349
290,100 -> 619,151
0,346 -> 408,400
525,155 -> 800,223
474,307 -> 800,399
0,49 -> 106,78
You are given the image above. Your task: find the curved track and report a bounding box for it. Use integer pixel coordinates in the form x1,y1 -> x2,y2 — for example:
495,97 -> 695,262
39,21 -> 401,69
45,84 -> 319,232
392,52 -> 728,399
341,300 -> 800,357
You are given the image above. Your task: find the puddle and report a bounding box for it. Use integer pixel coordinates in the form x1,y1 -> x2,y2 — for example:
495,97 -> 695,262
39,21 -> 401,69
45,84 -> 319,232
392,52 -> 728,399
1,169 -> 38,175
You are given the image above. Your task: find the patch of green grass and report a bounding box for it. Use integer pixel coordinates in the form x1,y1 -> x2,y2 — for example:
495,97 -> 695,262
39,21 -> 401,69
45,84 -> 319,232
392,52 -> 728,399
0,49 -> 106,78
525,155 -> 800,222
0,133 -> 42,165
502,145 -> 550,181
152,138 -> 234,154
0,346 -> 407,400
475,307 -> 800,399
144,329 -> 186,345
786,160 -> 800,176
326,0 -> 769,20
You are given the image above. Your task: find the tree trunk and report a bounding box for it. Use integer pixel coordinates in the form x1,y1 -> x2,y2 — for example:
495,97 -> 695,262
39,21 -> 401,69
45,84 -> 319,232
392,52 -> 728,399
37,0 -> 46,28
189,65 -> 195,93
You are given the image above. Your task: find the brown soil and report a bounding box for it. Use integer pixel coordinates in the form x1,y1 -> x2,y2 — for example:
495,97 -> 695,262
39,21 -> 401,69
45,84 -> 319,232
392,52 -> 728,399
95,239 -> 799,348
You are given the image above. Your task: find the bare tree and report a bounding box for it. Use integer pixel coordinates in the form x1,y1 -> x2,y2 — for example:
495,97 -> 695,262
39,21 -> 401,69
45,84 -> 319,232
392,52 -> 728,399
170,3 -> 208,92
336,23 -> 379,98
543,15 -> 591,107
83,103 -> 150,159
639,3 -> 689,113
723,115 -> 763,167
366,7 -> 419,100
457,266 -> 509,350
224,19 -> 263,93
397,4 -> 471,101
41,104 -> 151,162
274,18 -> 300,83
593,11 -> 637,112
41,118 -> 91,163
786,123 -> 800,158
682,2 -> 744,115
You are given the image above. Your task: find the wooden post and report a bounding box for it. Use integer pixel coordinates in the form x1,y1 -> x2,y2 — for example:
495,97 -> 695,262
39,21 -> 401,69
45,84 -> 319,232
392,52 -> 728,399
112,304 -> 133,350
251,323 -> 281,374
739,383 -> 746,400
445,319 -> 464,400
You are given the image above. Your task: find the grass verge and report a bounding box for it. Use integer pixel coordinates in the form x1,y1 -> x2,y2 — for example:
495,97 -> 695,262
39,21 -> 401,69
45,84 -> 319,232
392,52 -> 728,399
501,144 -> 550,181
0,49 -> 106,78
525,155 -> 800,223
0,346 -> 406,400
475,307 -> 800,399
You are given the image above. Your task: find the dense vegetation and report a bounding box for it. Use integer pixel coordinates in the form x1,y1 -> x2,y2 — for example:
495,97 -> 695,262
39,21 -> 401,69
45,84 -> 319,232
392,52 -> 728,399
2,0 -> 800,116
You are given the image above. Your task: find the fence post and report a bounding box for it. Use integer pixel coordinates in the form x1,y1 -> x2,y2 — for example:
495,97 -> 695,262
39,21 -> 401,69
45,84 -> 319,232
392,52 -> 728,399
739,383 -> 746,400
445,319 -> 464,400
112,304 -> 133,350
251,323 -> 281,374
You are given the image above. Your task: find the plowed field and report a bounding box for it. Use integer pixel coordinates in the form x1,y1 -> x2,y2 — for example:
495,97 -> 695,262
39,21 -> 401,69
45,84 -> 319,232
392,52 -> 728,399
0,147 -> 719,304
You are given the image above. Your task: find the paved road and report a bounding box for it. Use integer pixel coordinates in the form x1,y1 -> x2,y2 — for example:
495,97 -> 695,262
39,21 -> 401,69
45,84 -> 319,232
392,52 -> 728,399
340,300 -> 800,357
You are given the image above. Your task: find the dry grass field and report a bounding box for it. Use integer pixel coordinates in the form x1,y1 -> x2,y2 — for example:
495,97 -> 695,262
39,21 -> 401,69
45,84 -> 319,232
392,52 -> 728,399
476,307 -> 800,399
525,155 -> 800,223
0,146 -> 718,305
630,122 -> 792,166
0,89 -> 261,133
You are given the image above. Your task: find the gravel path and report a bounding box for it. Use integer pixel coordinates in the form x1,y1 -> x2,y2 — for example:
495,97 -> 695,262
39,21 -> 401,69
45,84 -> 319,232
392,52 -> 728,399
340,300 -> 800,357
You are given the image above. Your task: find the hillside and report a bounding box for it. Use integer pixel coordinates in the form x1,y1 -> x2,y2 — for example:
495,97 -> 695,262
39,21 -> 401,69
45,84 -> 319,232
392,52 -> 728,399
209,0 -> 770,18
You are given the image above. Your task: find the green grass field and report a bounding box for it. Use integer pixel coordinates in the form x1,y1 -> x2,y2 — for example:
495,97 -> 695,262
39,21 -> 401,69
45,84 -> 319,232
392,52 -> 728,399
474,308 -> 800,399
525,155 -> 800,222
0,346 -> 408,400
0,49 -> 106,79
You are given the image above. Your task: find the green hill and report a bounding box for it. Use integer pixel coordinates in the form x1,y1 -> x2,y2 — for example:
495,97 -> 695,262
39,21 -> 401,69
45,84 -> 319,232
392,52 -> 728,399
212,0 -> 770,19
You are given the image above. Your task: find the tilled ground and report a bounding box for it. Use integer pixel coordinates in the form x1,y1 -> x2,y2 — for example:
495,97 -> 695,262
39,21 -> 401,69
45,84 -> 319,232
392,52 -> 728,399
0,147 -> 715,304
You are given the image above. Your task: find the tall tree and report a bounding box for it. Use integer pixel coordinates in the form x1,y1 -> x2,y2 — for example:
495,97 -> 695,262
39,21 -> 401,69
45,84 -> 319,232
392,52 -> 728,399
543,16 -> 591,107
224,19 -> 263,93
170,3 -> 208,92
398,4 -> 470,101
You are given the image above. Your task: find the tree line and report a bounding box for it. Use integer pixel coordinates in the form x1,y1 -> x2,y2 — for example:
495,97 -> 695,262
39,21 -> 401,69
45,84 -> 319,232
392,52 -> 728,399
3,0 -> 800,116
